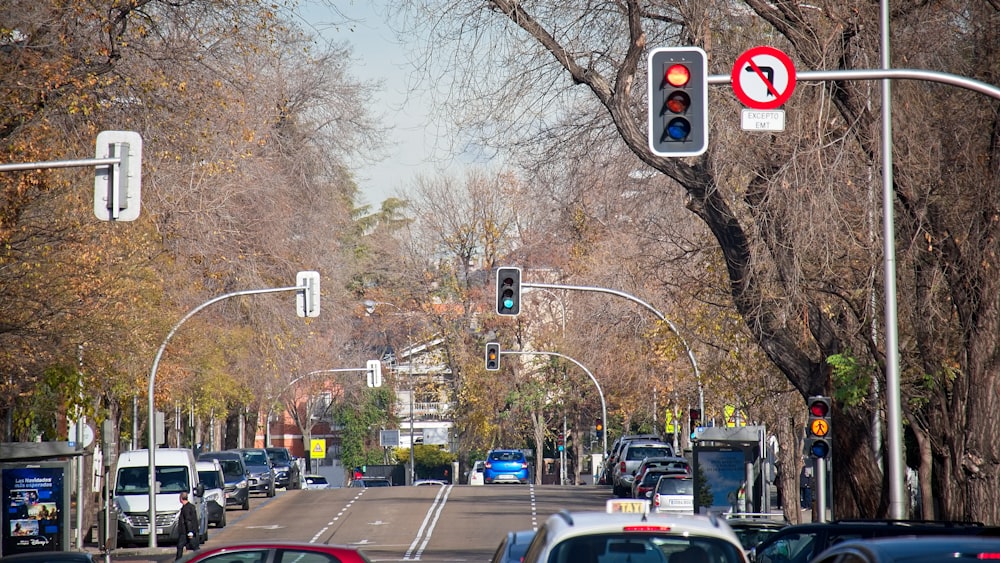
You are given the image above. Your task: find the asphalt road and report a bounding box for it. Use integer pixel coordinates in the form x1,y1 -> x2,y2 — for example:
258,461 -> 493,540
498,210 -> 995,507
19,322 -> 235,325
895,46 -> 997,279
107,484 -> 613,562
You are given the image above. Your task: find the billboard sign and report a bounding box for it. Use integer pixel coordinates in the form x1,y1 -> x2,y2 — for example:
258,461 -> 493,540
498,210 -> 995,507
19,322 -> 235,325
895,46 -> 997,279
1,462 -> 70,556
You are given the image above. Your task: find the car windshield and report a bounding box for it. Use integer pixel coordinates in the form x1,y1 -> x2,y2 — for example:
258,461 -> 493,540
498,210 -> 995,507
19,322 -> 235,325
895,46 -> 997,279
115,466 -> 190,495
266,449 -> 291,463
364,479 -> 390,487
198,470 -> 223,489
490,451 -> 523,462
217,459 -> 244,479
550,534 -> 744,563
306,476 -> 328,485
657,478 -> 694,495
242,451 -> 268,466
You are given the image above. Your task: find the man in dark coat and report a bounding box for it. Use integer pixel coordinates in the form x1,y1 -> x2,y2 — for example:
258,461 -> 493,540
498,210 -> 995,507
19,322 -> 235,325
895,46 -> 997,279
175,491 -> 200,560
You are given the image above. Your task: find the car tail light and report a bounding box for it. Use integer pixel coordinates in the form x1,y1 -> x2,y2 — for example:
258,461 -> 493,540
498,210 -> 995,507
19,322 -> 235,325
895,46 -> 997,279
978,555 -> 1000,560
485,462 -> 492,469
619,461 -> 626,473
653,494 -> 661,507
624,525 -> 671,532
521,462 -> 528,469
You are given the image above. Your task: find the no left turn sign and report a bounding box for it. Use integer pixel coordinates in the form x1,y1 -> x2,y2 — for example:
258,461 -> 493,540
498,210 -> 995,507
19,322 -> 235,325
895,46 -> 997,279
732,46 -> 796,110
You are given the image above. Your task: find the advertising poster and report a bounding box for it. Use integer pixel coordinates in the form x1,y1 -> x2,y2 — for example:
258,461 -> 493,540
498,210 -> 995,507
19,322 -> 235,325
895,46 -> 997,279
692,446 -> 750,515
2,463 -> 68,556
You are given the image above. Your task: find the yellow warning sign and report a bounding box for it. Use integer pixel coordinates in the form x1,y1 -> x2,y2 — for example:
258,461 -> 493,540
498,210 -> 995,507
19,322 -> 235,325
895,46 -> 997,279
310,438 -> 326,459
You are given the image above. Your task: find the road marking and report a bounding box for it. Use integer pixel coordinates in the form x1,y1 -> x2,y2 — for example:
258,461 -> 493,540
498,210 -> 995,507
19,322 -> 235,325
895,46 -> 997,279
403,484 -> 453,560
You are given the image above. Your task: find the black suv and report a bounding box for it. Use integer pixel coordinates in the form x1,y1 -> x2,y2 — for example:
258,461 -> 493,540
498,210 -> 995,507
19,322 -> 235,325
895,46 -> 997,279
265,446 -> 302,490
752,519 -> 996,563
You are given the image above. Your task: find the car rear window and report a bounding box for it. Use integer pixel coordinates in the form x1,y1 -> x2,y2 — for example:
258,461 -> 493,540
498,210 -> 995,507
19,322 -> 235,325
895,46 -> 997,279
550,534 -> 743,563
490,451 -> 524,462
627,446 -> 672,460
657,478 -> 694,495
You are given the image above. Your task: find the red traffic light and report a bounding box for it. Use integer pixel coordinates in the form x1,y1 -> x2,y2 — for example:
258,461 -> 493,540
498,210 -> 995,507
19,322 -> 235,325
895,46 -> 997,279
809,399 -> 830,418
665,64 -> 691,87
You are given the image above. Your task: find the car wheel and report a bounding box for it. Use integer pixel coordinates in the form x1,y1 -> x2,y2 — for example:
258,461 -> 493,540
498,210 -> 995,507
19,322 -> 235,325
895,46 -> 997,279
267,482 -> 275,497
242,495 -> 250,510
218,510 -> 226,528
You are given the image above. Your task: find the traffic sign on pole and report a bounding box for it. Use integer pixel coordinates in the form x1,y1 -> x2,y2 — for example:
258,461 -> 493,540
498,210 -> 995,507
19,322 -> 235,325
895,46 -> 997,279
731,46 -> 797,110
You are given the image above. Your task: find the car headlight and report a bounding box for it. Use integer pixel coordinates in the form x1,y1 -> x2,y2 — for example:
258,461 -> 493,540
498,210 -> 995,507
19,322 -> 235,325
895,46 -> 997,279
205,491 -> 222,503
236,479 -> 248,489
112,499 -> 130,523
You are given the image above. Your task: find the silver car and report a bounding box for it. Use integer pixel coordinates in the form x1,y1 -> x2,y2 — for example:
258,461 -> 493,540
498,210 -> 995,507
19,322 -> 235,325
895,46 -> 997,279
611,441 -> 674,497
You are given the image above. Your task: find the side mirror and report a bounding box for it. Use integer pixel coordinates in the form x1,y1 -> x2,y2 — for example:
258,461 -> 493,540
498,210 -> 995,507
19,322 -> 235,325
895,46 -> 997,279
195,483 -> 205,497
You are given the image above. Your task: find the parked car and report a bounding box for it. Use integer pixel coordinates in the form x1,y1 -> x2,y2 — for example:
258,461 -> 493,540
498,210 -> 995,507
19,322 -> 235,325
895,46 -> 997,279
198,451 -> 250,510
600,434 -> 661,486
231,448 -> 276,497
177,541 -> 370,563
265,446 -> 302,490
752,520 -> 995,563
414,479 -> 448,486
195,459 -> 227,528
484,449 -> 530,484
651,474 -> 694,515
811,535 -> 1000,563
301,474 -> 331,490
349,477 -> 392,488
491,529 -> 536,563
612,440 -> 674,497
469,460 -> 486,486
633,468 -> 681,500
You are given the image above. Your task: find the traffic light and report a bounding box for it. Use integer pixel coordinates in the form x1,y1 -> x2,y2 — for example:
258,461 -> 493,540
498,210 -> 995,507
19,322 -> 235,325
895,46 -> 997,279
595,419 -> 604,439
689,408 -> 702,427
648,47 -> 708,157
485,342 -> 501,371
557,433 -> 565,452
806,396 -> 832,458
366,359 -> 382,388
296,270 -> 321,318
496,267 -> 522,316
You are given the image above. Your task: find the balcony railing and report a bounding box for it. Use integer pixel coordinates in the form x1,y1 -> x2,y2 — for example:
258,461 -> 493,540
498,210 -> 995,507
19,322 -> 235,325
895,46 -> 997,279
397,401 -> 451,420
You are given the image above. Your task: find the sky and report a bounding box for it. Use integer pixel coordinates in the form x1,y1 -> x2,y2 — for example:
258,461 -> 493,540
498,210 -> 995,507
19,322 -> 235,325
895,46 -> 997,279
291,1 -> 465,208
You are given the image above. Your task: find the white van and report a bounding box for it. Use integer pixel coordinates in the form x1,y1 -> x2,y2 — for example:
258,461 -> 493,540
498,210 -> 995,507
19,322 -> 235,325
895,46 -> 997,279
112,448 -> 207,547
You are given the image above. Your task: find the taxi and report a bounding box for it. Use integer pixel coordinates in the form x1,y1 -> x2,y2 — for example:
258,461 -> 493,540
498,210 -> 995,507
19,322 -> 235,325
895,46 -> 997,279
521,499 -> 748,563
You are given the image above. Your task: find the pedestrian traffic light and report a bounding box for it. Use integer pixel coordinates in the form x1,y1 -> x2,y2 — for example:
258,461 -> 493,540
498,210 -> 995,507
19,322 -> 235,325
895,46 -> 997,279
689,408 -> 701,427
557,433 -> 565,452
496,267 -> 522,316
806,396 -> 832,458
648,47 -> 708,157
485,342 -> 500,371
595,419 -> 604,439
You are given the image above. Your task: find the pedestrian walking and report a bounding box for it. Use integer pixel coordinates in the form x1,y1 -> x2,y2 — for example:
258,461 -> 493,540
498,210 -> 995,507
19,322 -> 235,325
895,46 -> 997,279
175,491 -> 200,560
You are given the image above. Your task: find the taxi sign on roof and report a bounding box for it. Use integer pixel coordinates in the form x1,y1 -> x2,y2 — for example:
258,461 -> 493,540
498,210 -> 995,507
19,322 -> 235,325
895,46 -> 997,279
606,499 -> 650,514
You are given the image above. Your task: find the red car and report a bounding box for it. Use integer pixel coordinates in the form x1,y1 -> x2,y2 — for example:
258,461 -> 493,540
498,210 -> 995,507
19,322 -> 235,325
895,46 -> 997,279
179,542 -> 372,563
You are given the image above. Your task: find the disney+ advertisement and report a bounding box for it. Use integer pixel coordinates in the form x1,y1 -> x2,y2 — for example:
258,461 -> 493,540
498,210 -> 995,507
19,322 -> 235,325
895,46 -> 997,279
2,463 -> 67,555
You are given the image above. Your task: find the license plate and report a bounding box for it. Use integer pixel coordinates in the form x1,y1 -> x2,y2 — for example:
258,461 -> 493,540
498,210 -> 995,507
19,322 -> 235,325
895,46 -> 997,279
139,528 -> 149,535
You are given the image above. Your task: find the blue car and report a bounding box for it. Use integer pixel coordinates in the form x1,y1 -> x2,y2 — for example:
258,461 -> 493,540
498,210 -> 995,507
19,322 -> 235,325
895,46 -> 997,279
484,449 -> 529,484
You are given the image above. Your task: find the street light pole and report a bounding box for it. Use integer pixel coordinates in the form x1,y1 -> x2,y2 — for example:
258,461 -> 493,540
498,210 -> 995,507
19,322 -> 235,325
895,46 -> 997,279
364,299 -> 416,485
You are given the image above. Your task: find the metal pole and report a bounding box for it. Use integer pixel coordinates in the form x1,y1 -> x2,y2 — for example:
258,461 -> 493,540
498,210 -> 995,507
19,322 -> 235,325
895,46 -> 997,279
146,284 -> 302,547
815,457 -> 828,522
409,387 -> 415,485
75,344 -> 84,550
501,350 -> 608,461
524,282 -> 704,418
879,0 -> 906,520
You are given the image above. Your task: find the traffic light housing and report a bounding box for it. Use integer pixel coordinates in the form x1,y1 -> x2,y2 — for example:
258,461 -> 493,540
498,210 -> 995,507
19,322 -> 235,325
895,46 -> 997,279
689,408 -> 702,427
496,267 -> 522,316
485,342 -> 501,371
366,359 -> 382,388
806,396 -> 832,458
595,419 -> 604,439
648,47 -> 708,157
557,433 -> 565,452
